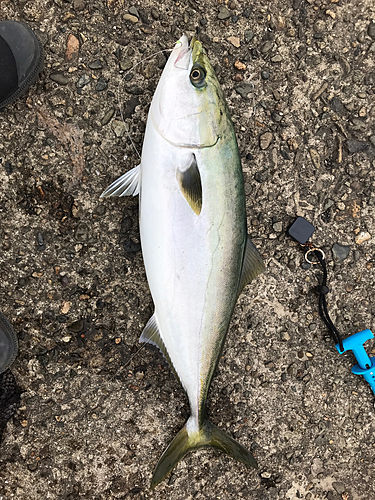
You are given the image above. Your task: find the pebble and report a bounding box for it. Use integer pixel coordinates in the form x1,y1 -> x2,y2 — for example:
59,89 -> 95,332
368,20 -> 375,39
309,148 -> 321,169
346,139 -> 368,153
227,36 -> 240,48
271,54 -> 282,63
129,6 -> 139,18
260,41 -> 273,53
244,29 -> 254,42
65,33 -> 80,62
261,70 -> 270,80
332,482 -> 345,495
101,108 -> 115,126
123,14 -> 138,23
123,239 -> 141,254
76,74 -> 90,88
355,231 -> 371,245
50,73 -> 68,85
332,243 -> 351,261
218,6 -> 231,20
95,78 -> 107,91
280,331 -> 290,341
254,169 -> 270,183
111,119 -> 128,137
260,132 -> 273,150
235,82 -> 254,98
273,222 -> 283,232
234,60 -> 246,70
88,59 -> 103,70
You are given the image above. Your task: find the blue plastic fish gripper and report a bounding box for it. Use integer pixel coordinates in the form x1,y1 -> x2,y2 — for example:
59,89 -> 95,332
335,329 -> 375,395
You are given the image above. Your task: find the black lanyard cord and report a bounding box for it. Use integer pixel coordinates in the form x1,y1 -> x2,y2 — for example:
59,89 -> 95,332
314,250 -> 344,353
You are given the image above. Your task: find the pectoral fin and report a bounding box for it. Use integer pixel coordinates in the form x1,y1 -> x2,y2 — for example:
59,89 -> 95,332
176,155 -> 202,215
100,164 -> 140,198
238,236 -> 265,297
140,314 -> 181,386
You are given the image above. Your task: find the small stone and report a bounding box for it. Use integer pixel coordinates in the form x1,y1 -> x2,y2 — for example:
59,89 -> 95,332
62,335 -> 72,343
271,54 -> 282,63
200,18 -> 207,27
309,148 -> 321,169
235,82 -> 254,98
50,73 -> 68,85
88,59 -> 103,70
61,301 -> 71,314
301,262 -> 311,270
358,106 -> 366,117
260,132 -> 273,150
129,6 -> 139,18
4,161 -> 13,174
260,471 -> 272,479
73,0 -> 85,10
367,20 -> 375,39
123,13 -> 138,23
68,320 -> 84,333
218,6 -> 231,20
234,60 -> 246,70
332,243 -> 351,261
273,222 -> 282,232
95,77 -> 107,91
326,10 -> 336,19
254,169 -> 269,183
65,34 -> 80,62
227,36 -> 240,48
260,41 -> 273,53
261,70 -> 270,80
332,482 -> 345,495
244,29 -> 254,42
346,139 -> 368,153
286,27 -> 296,37
101,108 -> 115,126
123,239 -> 141,254
355,231 -> 371,245
337,202 -> 346,211
111,119 -> 128,137
120,58 -> 133,71
76,74 -> 90,88
280,331 -> 290,341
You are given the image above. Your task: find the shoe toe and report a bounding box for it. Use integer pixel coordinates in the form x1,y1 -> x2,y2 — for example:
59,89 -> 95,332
0,312 -> 18,373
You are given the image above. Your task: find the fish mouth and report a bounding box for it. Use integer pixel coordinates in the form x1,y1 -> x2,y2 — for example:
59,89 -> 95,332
174,35 -> 191,69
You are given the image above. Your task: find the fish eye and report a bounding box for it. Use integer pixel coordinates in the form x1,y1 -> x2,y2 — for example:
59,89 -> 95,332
190,65 -> 206,88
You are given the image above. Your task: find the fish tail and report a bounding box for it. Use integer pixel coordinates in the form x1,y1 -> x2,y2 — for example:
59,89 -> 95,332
150,417 -> 257,489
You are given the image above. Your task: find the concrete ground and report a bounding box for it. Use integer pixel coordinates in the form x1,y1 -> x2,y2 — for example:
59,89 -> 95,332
0,0 -> 374,499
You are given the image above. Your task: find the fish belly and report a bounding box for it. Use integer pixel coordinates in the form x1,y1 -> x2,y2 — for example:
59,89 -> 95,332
140,123 -> 246,425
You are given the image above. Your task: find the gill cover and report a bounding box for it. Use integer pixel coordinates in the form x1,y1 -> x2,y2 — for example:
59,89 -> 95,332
150,36 -> 224,149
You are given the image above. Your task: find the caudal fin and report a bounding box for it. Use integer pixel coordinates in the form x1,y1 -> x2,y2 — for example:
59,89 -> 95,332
151,418 -> 257,489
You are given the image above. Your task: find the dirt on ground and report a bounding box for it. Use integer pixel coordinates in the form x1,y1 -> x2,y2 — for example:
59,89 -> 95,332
0,0 -> 375,499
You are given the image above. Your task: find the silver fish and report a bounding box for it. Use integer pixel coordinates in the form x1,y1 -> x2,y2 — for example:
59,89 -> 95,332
101,35 -> 265,487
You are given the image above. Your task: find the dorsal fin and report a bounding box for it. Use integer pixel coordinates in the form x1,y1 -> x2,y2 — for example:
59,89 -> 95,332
176,155 -> 202,215
237,236 -> 265,298
140,314 -> 182,386
100,164 -> 141,198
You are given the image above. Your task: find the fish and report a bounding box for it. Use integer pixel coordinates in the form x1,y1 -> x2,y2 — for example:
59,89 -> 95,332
101,34 -> 265,488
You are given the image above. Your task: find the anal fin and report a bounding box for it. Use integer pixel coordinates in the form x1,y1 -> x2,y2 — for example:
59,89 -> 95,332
238,236 -> 265,297
100,164 -> 140,198
140,314 -> 181,385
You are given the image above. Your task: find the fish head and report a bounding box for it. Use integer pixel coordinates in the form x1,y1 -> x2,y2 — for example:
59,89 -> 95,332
150,35 -> 230,149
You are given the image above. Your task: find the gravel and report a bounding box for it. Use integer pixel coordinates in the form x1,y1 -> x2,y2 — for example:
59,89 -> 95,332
0,0 -> 375,499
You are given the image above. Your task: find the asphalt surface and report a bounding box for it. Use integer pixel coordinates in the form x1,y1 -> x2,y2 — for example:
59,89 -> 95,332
0,1 -> 374,499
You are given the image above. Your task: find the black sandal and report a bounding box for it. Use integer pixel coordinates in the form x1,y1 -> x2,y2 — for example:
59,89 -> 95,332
0,20 -> 44,110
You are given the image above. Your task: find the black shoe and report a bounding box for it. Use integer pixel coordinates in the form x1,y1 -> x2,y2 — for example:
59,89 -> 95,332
0,312 -> 18,374
0,20 -> 43,110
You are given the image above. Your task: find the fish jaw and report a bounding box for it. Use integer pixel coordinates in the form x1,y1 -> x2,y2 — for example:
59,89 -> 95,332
149,35 -> 229,149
